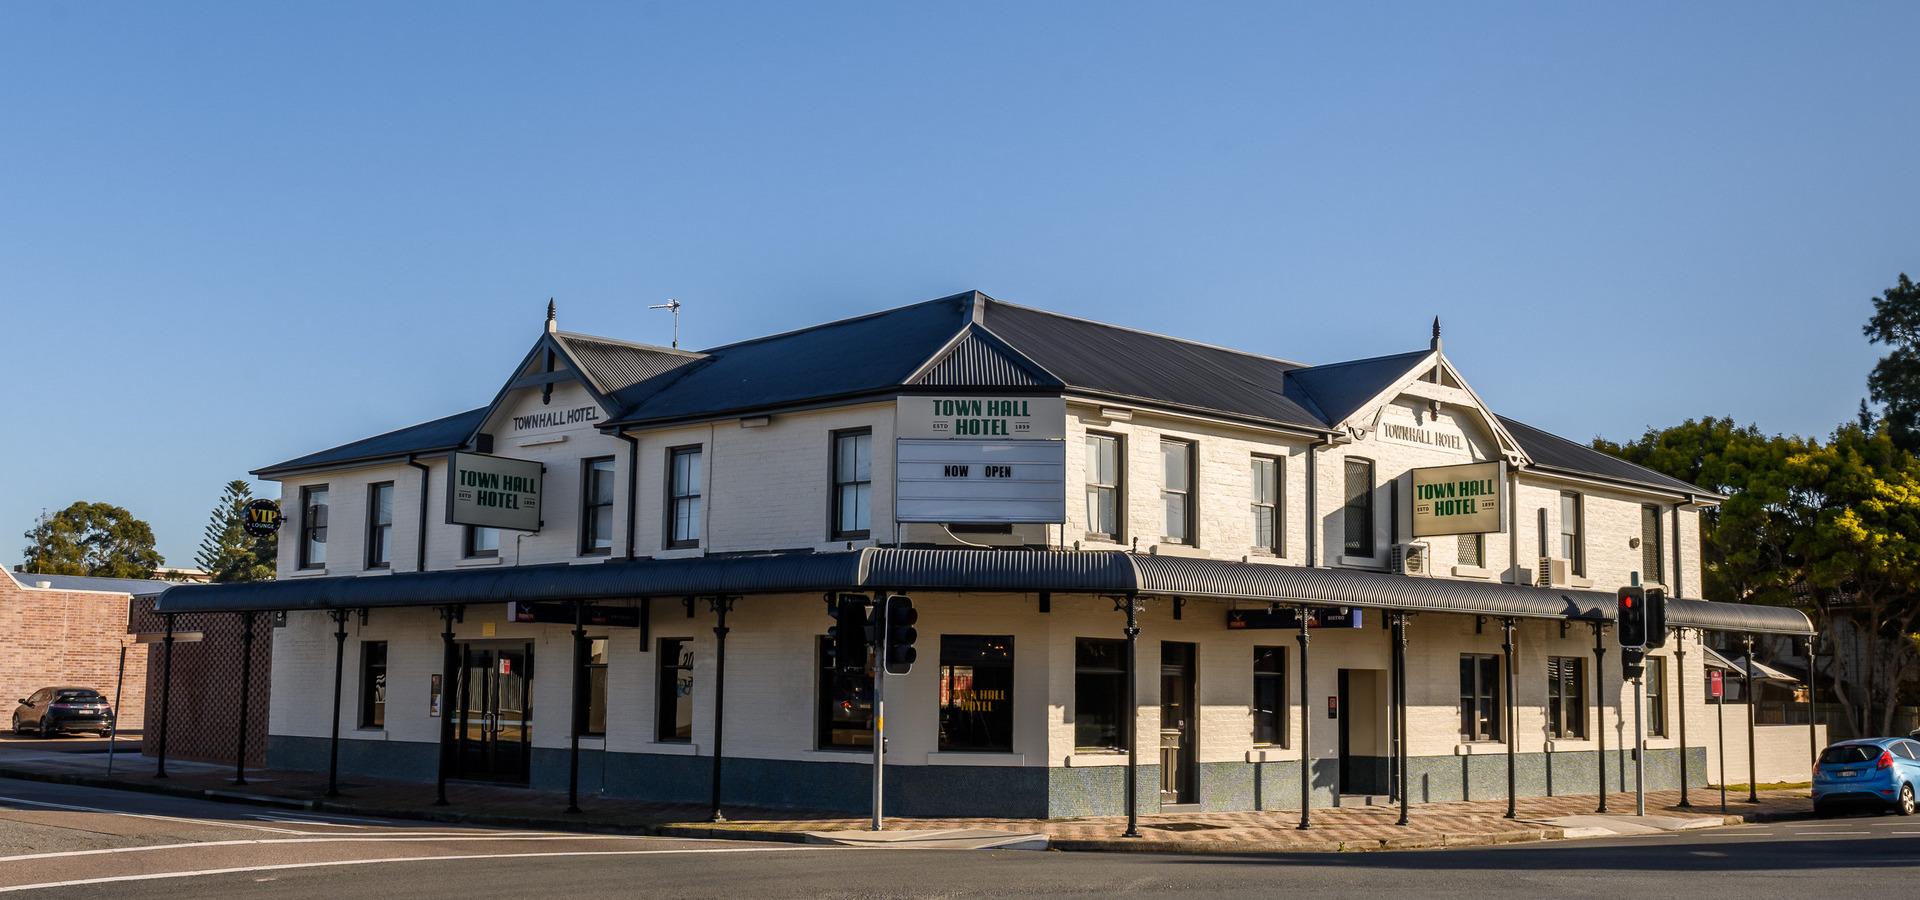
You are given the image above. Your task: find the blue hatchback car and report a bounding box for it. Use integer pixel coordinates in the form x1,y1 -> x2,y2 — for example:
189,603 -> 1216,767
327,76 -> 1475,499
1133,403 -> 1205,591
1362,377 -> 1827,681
1814,738 -> 1920,816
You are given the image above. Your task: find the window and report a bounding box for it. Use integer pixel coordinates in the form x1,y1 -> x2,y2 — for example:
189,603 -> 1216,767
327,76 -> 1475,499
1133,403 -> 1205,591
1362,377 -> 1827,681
1641,505 -> 1664,584
298,485 -> 329,569
1559,492 -> 1584,575
1074,638 -> 1129,751
365,482 -> 394,569
1458,533 -> 1484,568
831,429 -> 873,540
1547,656 -> 1586,739
666,446 -> 703,549
1251,455 -> 1282,554
1459,653 -> 1501,741
463,525 -> 499,559
1343,459 -> 1375,558
1085,434 -> 1122,541
656,638 -> 694,742
584,637 -> 608,736
358,641 -> 387,728
939,635 -> 1015,752
1253,646 -> 1288,746
1646,655 -> 1667,737
580,457 -> 616,555
816,637 -> 873,749
1159,439 -> 1195,544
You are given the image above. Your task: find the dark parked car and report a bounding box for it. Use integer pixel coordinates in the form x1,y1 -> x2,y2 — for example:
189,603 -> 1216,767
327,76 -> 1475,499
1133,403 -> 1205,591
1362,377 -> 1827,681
11,687 -> 114,737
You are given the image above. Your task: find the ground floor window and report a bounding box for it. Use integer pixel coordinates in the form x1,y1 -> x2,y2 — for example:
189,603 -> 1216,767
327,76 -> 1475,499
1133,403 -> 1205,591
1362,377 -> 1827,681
938,635 -> 1014,752
657,638 -> 693,742
1645,655 -> 1667,737
1253,646 -> 1287,747
1460,653 -> 1501,741
817,636 -> 873,750
1546,655 -> 1585,739
359,641 -> 387,728
585,637 -> 608,737
1074,638 -> 1128,752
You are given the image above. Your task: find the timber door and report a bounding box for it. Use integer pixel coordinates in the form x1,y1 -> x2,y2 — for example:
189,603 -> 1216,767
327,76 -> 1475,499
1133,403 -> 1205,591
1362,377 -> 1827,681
454,642 -> 534,784
1159,642 -> 1197,806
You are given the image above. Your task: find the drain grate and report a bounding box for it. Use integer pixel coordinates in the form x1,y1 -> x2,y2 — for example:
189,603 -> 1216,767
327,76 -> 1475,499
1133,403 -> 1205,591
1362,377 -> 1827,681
1145,821 -> 1229,832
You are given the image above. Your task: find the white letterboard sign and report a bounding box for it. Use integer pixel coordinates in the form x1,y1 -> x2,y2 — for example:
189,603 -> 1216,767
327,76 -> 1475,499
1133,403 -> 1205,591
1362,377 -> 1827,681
895,439 -> 1066,524
447,451 -> 544,532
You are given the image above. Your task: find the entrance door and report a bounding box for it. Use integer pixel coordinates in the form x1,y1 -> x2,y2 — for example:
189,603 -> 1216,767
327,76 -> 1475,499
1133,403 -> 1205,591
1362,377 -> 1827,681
1337,668 -> 1387,795
1159,642 -> 1197,805
454,643 -> 534,784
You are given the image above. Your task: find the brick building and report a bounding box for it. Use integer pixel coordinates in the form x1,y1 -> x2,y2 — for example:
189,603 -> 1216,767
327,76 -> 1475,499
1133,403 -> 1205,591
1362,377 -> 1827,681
157,292 -> 1813,820
3,572 -> 154,732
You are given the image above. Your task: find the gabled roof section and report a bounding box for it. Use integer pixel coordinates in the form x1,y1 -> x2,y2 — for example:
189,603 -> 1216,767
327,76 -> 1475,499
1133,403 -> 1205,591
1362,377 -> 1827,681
906,322 -> 1063,389
1283,349 -> 1432,427
551,332 -> 705,402
978,299 -> 1328,431
254,407 -> 488,478
1498,415 -> 1718,499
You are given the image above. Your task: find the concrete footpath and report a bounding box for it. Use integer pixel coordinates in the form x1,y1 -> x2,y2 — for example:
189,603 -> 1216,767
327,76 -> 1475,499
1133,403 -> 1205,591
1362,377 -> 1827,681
0,738 -> 1814,854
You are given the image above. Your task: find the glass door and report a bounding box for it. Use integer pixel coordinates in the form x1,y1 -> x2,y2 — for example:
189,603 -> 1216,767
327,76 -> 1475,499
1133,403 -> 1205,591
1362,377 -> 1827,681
454,643 -> 534,783
1159,641 -> 1197,805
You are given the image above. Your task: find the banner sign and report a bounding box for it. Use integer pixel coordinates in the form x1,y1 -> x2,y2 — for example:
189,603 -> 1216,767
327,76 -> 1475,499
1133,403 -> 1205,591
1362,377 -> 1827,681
242,499 -> 282,538
509,601 -> 641,628
447,451 -> 543,532
1410,460 -> 1506,537
896,396 -> 1065,440
895,439 -> 1066,524
1226,607 -> 1364,630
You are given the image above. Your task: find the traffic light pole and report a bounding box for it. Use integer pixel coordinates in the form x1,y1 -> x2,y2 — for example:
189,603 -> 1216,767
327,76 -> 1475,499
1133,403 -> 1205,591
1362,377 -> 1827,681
871,600 -> 887,833
1633,674 -> 1646,816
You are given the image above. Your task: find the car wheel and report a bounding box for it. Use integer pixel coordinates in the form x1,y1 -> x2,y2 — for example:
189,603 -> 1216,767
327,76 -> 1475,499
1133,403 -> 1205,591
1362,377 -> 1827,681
1899,784 -> 1916,817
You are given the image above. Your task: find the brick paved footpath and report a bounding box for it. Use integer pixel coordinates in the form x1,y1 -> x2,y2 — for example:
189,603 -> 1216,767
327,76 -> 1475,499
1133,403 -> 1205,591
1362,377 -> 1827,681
0,744 -> 1812,853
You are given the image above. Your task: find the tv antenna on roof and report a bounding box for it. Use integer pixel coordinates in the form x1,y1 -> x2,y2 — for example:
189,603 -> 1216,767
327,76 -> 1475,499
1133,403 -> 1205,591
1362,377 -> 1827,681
649,298 -> 683,348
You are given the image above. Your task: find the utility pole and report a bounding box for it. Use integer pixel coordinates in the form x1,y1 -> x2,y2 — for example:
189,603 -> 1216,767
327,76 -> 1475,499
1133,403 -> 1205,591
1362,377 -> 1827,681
870,598 -> 887,833
1633,672 -> 1646,816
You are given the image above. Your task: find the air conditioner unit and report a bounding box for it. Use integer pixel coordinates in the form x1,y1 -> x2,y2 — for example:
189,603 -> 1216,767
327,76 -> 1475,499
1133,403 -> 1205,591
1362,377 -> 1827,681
1537,557 -> 1573,588
1391,543 -> 1428,576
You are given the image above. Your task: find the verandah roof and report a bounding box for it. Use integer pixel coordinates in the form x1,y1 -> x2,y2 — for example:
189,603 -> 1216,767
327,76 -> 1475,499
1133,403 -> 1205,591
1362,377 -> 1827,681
154,548 -> 1814,636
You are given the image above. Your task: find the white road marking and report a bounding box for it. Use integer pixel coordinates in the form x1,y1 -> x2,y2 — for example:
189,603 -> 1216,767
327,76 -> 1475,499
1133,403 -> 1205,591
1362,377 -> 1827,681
0,845 -> 826,893
0,795 -> 307,834
0,833 -> 647,864
1795,831 -> 1869,836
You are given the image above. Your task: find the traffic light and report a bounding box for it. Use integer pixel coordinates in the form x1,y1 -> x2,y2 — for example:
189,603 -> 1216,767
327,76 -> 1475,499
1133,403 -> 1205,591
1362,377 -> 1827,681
1644,588 -> 1669,649
882,594 -> 917,675
827,594 -> 869,673
1617,585 -> 1647,649
1622,647 -> 1646,680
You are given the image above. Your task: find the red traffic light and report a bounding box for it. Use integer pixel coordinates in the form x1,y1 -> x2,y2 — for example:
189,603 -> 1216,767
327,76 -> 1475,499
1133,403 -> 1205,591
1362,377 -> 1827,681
1621,596 -> 1633,608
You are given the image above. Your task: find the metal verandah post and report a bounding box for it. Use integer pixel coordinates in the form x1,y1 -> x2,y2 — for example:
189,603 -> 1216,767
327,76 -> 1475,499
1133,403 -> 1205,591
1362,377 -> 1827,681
1743,633 -> 1758,803
709,596 -> 735,823
435,605 -> 460,807
1393,612 -> 1410,827
234,611 -> 256,786
1296,605 -> 1312,830
106,642 -> 126,777
1675,628 -> 1690,808
326,609 -> 349,798
1717,672 -> 1728,815
155,614 -> 176,779
1121,593 -> 1142,839
1592,622 -> 1607,813
1502,617 -> 1517,819
1806,634 -> 1819,770
568,600 -> 586,814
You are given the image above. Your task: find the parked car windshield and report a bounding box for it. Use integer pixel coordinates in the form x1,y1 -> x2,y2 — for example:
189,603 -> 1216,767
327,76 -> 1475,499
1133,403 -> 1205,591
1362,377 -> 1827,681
1820,745 -> 1878,765
53,691 -> 103,702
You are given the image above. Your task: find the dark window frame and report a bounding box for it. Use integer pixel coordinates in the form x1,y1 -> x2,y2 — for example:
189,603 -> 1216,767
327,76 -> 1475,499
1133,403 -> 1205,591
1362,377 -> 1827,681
664,445 -> 703,550
1460,652 -> 1502,741
1641,504 -> 1664,584
1160,437 -> 1197,545
365,481 -> 394,570
830,428 -> 873,541
938,634 -> 1016,753
580,456 -> 617,557
1646,655 -> 1668,737
1251,454 -> 1283,555
1253,645 -> 1288,747
1458,532 -> 1485,568
298,484 -> 329,570
1547,655 -> 1586,739
1343,458 -> 1376,559
1560,491 -> 1585,576
656,637 -> 694,742
358,640 -> 388,728
462,524 -> 499,559
1085,432 -> 1124,543
1073,637 -> 1130,752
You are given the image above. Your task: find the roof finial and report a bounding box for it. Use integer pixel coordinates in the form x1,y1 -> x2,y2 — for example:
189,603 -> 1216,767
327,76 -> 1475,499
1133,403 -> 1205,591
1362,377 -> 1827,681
545,298 -> 557,333
1430,315 -> 1442,352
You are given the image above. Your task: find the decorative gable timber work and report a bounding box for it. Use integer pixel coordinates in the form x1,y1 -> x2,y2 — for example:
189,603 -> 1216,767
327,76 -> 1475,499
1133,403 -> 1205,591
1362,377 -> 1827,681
905,322 -> 1063,390
468,329 -> 705,447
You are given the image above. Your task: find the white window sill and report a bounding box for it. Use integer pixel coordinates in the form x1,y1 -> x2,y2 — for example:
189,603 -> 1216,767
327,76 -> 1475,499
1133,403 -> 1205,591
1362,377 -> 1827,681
356,569 -> 393,577
1451,566 -> 1494,579
926,751 -> 1025,767
1246,747 -> 1294,763
576,736 -> 606,749
1064,752 -> 1130,767
642,741 -> 700,756
1078,538 -> 1128,551
1338,555 -> 1381,568
1454,742 -> 1509,755
455,557 -> 503,568
288,568 -> 330,578
1149,543 -> 1208,558
655,548 -> 707,560
1569,576 -> 1593,589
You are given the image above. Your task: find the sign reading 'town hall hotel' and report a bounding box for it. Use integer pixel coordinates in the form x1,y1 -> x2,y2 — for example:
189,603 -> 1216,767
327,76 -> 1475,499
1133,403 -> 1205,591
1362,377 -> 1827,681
894,395 -> 1066,524
447,451 -> 544,532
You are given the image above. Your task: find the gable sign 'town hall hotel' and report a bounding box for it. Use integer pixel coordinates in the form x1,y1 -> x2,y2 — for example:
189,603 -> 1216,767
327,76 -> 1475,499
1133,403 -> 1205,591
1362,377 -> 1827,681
160,291 -> 1810,820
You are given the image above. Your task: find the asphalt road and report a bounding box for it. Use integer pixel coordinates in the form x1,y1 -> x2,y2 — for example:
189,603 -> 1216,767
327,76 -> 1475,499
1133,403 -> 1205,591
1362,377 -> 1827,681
2,776 -> 1918,899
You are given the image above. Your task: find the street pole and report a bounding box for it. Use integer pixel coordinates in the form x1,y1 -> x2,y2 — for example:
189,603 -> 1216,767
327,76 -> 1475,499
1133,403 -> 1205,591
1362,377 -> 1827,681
871,596 -> 887,833
1122,593 -> 1141,839
1717,675 -> 1727,815
1676,628 -> 1690,808
1296,605 -> 1312,830
1743,633 -> 1758,803
567,600 -> 585,815
1634,673 -> 1646,816
1592,622 -> 1607,813
1502,617 -> 1517,820
106,642 -> 126,777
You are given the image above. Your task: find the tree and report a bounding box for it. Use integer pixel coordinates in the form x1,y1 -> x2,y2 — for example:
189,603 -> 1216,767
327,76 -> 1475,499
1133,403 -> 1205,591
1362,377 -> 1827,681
194,480 -> 276,583
1864,273 -> 1920,450
20,501 -> 165,579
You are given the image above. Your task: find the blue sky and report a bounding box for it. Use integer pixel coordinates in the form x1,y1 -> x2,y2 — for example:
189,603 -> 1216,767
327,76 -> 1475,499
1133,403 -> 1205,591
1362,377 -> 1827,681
3,2 -> 1915,568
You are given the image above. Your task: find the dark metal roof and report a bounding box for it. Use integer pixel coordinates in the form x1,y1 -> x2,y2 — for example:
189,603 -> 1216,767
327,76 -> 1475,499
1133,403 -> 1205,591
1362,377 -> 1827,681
9,571 -> 175,597
254,407 -> 487,477
1284,350 -> 1431,427
155,549 -> 1810,635
1498,416 -> 1715,499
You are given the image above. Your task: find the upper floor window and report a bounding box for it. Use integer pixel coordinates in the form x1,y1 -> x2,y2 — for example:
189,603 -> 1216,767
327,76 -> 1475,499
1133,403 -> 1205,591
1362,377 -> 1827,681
581,457 -> 616,556
1640,505 -> 1664,584
832,429 -> 872,540
1343,459 -> 1374,558
1085,433 -> 1122,542
464,525 -> 499,559
1251,455 -> 1282,555
365,482 -> 394,570
1160,438 -> 1195,544
1458,532 -> 1484,568
1559,492 -> 1584,575
666,446 -> 703,549
298,485 -> 329,569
